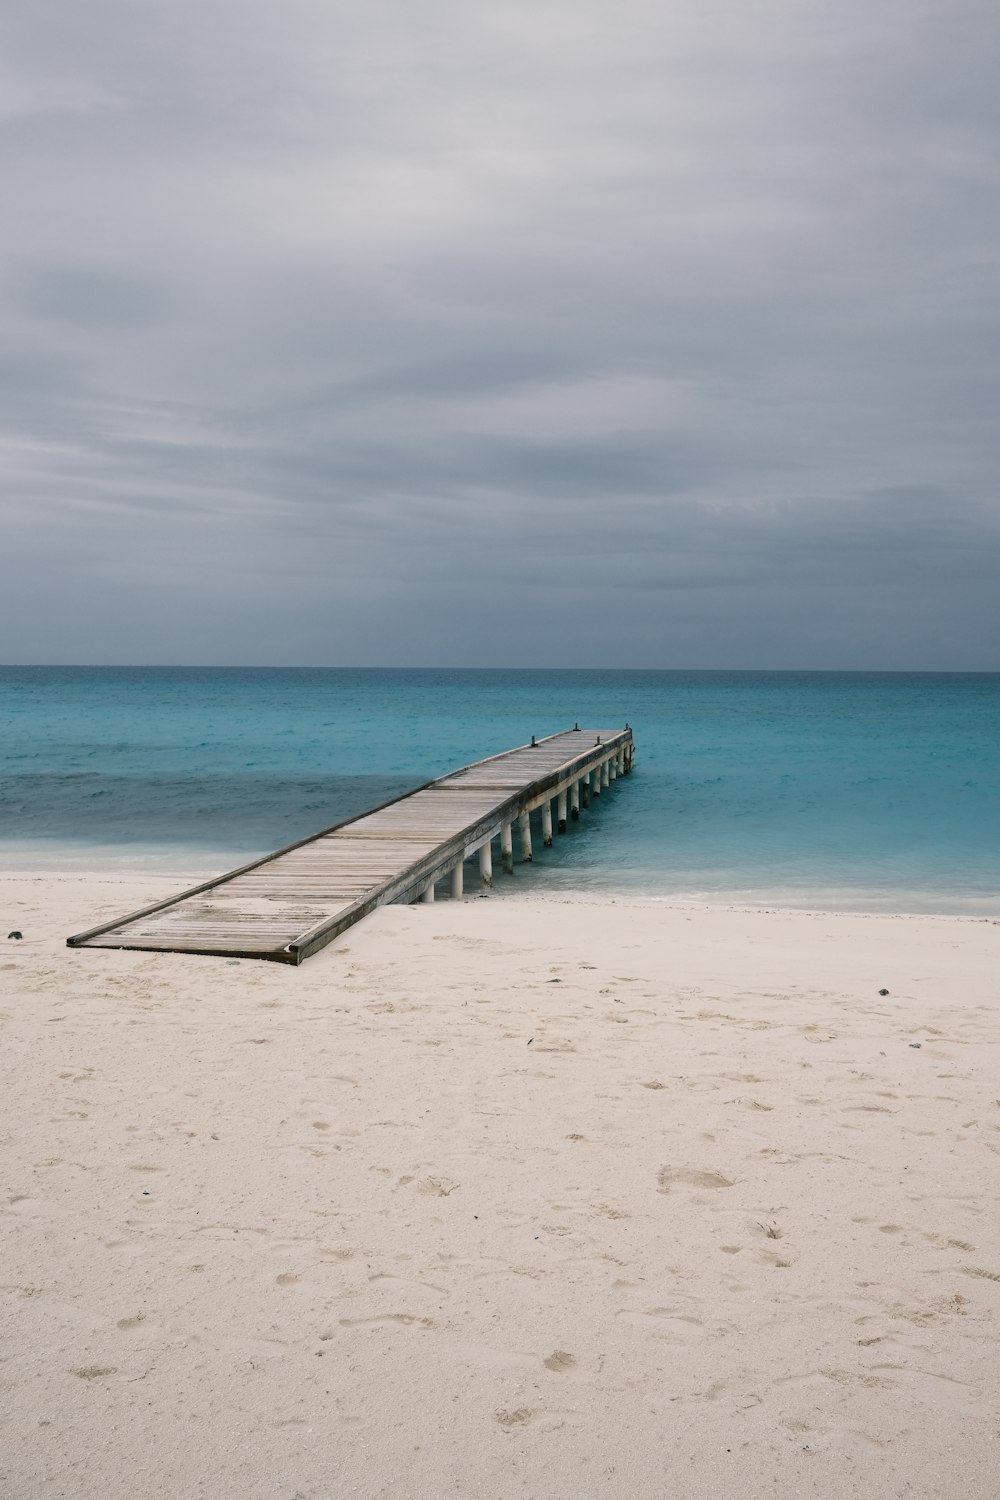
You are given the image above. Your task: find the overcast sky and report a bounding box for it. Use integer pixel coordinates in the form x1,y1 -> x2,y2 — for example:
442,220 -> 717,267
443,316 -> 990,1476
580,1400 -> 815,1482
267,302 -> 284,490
1,0 -> 998,667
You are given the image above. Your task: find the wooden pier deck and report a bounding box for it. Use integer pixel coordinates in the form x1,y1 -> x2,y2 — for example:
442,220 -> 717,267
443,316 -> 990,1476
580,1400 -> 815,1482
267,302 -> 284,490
67,726 -> 635,965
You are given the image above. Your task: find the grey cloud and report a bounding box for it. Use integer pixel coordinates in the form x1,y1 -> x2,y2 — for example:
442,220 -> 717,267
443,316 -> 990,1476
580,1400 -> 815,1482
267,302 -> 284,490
0,0 -> 998,666
21,264 -> 172,328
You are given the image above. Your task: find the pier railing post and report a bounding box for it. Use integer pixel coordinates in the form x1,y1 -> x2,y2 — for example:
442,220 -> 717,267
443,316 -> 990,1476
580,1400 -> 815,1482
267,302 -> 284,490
542,800 -> 553,847
501,822 -> 514,874
479,841 -> 493,888
518,810 -> 533,862
557,789 -> 567,832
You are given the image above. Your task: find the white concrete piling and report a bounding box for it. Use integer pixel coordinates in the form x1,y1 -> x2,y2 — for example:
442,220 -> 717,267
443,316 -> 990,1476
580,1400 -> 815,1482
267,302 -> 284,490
518,809 -> 533,862
451,861 -> 464,900
542,800 -> 553,847
557,789 -> 568,832
479,841 -> 493,888
501,822 -> 514,874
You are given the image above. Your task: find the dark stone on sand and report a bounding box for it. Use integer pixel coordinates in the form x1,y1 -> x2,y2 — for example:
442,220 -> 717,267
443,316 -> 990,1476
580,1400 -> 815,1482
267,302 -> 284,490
8,931 -> 22,940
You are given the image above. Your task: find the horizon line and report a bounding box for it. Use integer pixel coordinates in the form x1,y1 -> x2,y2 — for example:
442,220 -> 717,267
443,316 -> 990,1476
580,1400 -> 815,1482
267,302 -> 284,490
2,663 -> 998,676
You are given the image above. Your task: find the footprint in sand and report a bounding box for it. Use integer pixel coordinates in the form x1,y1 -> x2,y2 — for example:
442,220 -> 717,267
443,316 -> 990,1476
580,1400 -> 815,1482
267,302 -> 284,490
416,1176 -> 460,1197
339,1313 -> 436,1330
496,1407 -> 535,1429
544,1350 -> 576,1372
657,1167 -> 734,1193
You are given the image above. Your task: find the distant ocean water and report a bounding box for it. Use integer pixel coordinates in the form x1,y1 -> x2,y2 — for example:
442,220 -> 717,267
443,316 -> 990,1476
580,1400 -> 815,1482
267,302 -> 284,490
1,667 -> 998,915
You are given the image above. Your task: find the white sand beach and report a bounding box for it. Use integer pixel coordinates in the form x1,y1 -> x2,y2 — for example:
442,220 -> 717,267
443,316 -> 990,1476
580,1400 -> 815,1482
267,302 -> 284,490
2,874 -> 998,1499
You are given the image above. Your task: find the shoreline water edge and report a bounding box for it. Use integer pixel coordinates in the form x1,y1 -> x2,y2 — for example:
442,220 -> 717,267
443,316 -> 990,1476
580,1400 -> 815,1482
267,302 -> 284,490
3,667 -> 999,916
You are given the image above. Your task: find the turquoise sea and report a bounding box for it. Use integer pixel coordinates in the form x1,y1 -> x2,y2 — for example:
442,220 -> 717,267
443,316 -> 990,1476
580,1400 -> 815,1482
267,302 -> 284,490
1,668 -> 997,914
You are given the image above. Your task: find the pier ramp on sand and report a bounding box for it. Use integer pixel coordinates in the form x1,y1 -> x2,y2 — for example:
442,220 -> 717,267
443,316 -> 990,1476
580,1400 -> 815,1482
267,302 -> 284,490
67,727 -> 635,965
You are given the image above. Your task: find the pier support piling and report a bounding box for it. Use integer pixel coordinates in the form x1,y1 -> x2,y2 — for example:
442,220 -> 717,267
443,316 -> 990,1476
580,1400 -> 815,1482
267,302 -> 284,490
557,789 -> 567,833
518,810 -> 533,862
501,822 -> 514,874
479,841 -> 493,888
421,879 -> 435,903
451,861 -> 464,900
542,800 -> 553,847
570,780 -> 581,819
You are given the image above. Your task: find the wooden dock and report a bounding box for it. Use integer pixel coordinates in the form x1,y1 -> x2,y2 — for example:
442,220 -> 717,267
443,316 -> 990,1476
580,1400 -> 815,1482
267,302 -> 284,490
67,726 -> 635,965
